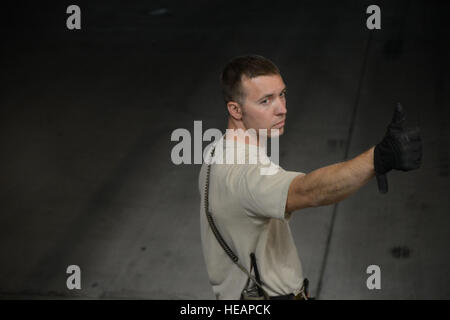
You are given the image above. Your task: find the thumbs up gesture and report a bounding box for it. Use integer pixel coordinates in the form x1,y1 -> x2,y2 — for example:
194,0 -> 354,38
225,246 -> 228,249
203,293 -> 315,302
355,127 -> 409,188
374,103 -> 423,193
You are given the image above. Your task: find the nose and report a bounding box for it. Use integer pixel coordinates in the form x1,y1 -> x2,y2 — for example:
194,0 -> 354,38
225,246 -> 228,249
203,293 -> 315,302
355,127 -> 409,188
275,97 -> 287,116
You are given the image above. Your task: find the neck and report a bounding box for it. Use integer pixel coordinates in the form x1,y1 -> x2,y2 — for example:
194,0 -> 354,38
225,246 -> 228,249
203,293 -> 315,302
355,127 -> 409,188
226,117 -> 260,146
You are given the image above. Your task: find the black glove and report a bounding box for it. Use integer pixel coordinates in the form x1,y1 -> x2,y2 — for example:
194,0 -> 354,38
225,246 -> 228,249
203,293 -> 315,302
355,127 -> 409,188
374,103 -> 422,194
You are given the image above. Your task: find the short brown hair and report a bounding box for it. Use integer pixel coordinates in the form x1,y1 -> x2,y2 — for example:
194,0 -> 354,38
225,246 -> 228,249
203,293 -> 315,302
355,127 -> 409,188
221,55 -> 280,105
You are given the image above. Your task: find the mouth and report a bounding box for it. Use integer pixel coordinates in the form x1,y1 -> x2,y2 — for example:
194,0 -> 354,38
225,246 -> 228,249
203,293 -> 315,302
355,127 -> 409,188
273,120 -> 285,128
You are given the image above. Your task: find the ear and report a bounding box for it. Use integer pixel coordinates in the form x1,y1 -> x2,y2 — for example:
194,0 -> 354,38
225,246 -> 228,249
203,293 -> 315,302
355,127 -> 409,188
227,101 -> 243,120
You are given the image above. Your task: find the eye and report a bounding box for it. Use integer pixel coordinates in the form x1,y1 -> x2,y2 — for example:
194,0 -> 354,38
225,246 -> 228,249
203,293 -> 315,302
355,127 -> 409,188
280,91 -> 287,98
261,98 -> 269,105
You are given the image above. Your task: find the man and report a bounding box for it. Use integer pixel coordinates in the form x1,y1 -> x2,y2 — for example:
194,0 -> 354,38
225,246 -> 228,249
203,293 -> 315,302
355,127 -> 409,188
198,55 -> 422,300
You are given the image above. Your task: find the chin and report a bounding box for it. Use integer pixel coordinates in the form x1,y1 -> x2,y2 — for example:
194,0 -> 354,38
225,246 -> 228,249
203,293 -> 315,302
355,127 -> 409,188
269,127 -> 284,137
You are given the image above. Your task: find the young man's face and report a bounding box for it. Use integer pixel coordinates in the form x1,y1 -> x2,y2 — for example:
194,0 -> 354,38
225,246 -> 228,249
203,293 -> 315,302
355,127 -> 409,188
239,74 -> 287,136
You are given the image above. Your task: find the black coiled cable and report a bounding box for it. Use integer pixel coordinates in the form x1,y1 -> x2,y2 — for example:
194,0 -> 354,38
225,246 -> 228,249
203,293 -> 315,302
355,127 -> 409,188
202,142 -> 284,298
204,147 -> 239,263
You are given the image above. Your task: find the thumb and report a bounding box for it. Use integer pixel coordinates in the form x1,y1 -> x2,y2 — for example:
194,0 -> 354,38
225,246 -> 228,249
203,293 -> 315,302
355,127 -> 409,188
390,103 -> 406,128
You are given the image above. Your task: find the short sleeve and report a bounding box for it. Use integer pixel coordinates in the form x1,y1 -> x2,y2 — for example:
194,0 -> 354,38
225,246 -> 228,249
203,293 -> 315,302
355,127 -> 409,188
235,163 -> 303,221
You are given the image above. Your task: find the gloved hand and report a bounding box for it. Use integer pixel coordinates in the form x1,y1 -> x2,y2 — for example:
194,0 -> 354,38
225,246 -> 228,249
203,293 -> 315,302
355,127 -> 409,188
374,103 -> 422,193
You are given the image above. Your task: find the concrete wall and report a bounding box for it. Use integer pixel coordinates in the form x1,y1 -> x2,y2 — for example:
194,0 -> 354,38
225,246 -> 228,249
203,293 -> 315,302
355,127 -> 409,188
0,0 -> 449,299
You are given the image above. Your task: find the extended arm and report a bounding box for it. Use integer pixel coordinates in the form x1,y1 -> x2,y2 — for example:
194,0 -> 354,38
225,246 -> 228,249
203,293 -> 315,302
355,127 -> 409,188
286,147 -> 375,212
285,104 -> 423,213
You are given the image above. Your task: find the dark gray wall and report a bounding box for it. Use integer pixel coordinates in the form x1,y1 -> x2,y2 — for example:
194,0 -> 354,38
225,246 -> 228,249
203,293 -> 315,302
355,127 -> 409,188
0,0 -> 449,299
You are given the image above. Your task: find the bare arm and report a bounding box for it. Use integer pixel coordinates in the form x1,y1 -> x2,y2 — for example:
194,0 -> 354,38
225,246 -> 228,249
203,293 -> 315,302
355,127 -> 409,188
286,146 -> 376,213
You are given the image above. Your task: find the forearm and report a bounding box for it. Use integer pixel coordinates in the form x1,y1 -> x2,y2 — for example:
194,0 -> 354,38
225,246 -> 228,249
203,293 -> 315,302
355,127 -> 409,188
293,147 -> 376,208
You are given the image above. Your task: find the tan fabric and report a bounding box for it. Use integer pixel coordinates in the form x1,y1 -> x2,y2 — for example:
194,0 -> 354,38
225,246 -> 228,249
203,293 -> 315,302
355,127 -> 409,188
199,136 -> 305,299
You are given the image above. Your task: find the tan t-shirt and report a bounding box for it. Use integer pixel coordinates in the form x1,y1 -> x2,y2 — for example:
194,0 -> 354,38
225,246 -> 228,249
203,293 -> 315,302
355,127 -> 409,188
198,136 -> 305,299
